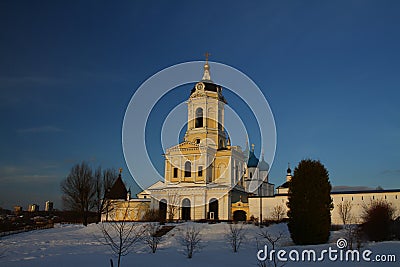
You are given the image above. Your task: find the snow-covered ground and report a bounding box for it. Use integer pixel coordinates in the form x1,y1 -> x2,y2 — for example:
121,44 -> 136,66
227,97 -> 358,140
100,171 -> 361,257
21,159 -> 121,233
0,222 -> 399,266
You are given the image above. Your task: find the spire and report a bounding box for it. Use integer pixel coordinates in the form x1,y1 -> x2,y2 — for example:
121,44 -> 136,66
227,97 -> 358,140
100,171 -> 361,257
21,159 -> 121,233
287,163 -> 291,174
251,143 -> 255,152
243,137 -> 250,159
202,52 -> 212,81
286,163 -> 292,182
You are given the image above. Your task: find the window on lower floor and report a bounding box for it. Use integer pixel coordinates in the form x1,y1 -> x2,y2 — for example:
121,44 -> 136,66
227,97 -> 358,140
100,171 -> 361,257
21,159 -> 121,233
173,167 -> 178,178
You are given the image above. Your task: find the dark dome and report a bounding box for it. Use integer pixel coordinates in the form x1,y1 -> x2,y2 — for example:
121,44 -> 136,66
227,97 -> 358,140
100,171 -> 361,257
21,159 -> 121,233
190,82 -> 219,94
190,82 -> 227,103
278,181 -> 290,189
247,151 -> 259,168
287,167 -> 292,174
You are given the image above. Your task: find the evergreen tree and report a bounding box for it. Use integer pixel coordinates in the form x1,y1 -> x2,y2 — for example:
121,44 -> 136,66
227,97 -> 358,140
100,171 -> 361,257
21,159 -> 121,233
287,159 -> 333,244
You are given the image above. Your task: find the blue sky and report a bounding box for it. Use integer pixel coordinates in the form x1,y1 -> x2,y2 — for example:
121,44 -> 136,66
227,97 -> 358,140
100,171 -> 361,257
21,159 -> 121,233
0,0 -> 399,210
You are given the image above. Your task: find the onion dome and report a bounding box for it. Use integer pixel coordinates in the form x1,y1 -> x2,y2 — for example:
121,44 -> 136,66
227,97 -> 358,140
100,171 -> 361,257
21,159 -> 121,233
247,150 -> 259,168
258,155 -> 269,171
287,163 -> 291,174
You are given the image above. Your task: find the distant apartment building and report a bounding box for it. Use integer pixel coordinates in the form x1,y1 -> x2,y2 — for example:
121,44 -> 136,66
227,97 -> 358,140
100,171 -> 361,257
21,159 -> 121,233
14,206 -> 23,214
28,204 -> 39,212
45,201 -> 53,212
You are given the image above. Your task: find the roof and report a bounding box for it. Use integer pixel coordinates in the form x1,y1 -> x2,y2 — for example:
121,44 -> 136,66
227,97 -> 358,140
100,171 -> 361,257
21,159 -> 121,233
277,181 -> 290,189
247,150 -> 259,168
190,82 -> 227,102
249,188 -> 400,198
330,189 -> 400,195
106,174 -> 127,199
258,156 -> 269,171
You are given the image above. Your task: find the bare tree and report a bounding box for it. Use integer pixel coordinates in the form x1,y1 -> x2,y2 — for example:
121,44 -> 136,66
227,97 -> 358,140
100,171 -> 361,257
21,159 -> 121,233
61,161 -> 97,226
225,223 -> 246,252
167,193 -> 180,222
271,204 -> 286,222
144,222 -> 163,253
177,224 -> 202,259
337,200 -> 353,225
258,229 -> 285,267
99,203 -> 143,267
95,167 -> 118,223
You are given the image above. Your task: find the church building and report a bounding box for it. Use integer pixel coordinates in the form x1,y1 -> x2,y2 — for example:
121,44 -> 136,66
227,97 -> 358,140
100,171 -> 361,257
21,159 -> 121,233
102,57 -> 399,224
136,57 -> 273,221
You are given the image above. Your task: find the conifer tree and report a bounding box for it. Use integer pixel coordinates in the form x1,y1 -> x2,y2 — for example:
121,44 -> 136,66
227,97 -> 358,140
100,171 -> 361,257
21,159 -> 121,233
287,159 -> 333,244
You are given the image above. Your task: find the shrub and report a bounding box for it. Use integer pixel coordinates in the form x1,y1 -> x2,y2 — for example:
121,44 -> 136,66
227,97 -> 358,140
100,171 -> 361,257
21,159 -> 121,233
362,200 -> 395,241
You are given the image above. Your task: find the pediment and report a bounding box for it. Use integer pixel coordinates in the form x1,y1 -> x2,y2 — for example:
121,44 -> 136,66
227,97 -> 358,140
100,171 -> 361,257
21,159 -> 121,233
166,141 -> 200,153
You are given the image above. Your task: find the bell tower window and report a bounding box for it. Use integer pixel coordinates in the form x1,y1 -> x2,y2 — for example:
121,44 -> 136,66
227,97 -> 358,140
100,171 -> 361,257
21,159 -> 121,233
198,166 -> 203,176
184,161 -> 191,177
195,108 -> 203,128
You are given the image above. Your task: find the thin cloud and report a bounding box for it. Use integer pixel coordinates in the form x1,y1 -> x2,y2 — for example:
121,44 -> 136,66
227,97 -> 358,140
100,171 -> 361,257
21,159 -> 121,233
0,174 -> 58,184
0,165 -> 60,184
380,169 -> 400,175
17,125 -> 63,134
332,185 -> 375,192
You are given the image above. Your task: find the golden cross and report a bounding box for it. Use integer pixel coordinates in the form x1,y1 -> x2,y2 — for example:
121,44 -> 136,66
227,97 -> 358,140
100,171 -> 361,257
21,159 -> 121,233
251,143 -> 255,151
205,52 -> 211,63
119,168 -> 123,174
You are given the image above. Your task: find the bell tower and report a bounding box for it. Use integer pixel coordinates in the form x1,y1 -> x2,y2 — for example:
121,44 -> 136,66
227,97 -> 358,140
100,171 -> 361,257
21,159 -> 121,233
184,53 -> 227,149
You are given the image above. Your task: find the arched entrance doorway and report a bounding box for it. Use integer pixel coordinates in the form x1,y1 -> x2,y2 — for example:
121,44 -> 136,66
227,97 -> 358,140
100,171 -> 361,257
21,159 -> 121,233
233,210 -> 247,221
208,198 -> 218,220
159,199 -> 167,221
181,198 -> 191,221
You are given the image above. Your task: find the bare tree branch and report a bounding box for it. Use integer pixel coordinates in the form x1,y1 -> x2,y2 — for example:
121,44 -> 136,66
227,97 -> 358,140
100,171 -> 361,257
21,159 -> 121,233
225,223 -> 246,253
144,222 -> 163,253
99,203 -> 144,267
176,224 -> 202,259
337,200 -> 353,225
61,162 -> 97,226
271,204 -> 286,222
167,193 -> 180,222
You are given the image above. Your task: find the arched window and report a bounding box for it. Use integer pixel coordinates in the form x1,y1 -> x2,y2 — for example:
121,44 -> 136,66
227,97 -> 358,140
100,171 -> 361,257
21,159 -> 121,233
195,108 -> 203,128
184,161 -> 191,177
182,198 -> 191,220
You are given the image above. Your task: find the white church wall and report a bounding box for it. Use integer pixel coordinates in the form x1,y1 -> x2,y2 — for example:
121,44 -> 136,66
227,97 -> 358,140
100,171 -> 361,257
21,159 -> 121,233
331,191 -> 400,224
248,195 -> 289,222
249,191 -> 400,225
